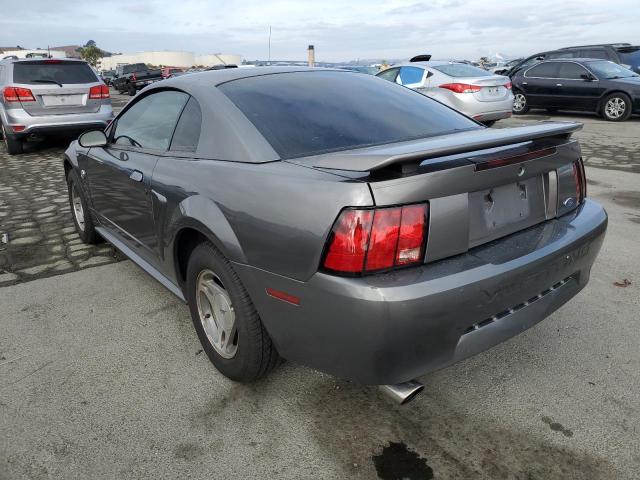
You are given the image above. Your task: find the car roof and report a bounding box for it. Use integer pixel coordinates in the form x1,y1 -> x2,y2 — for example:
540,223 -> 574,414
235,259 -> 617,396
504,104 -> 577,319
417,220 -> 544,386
160,66 -> 348,88
0,57 -> 88,65
536,58 -> 612,64
382,60 -> 468,69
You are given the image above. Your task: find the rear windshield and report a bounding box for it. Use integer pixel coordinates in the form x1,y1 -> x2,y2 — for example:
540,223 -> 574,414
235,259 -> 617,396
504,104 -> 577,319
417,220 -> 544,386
618,48 -> 640,69
431,64 -> 492,77
13,61 -> 98,85
219,71 -> 479,159
122,64 -> 147,74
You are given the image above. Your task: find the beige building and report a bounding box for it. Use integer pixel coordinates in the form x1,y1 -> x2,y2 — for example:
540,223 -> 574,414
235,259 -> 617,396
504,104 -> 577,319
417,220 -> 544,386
99,51 -> 241,70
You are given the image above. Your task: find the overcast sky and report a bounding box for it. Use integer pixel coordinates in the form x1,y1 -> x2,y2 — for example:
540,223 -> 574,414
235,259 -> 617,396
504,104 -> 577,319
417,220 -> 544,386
1,0 -> 638,61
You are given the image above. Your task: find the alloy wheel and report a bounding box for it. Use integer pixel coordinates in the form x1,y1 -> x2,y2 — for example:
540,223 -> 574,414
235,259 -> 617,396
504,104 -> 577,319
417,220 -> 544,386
513,93 -> 527,112
196,269 -> 238,359
605,97 -> 626,119
71,185 -> 85,231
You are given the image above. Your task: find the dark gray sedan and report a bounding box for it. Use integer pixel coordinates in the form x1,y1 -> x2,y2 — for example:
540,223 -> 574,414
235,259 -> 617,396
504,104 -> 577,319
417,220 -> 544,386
63,67 -> 607,403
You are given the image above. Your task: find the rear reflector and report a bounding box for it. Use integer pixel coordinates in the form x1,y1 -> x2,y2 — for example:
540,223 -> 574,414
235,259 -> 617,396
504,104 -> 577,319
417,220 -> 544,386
439,83 -> 481,94
265,288 -> 300,306
3,86 -> 35,103
10,125 -> 26,132
323,204 -> 428,275
89,85 -> 110,99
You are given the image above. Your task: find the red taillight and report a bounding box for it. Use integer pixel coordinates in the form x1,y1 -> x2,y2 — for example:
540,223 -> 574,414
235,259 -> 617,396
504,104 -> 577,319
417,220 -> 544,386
11,125 -> 26,132
3,86 -> 35,102
323,209 -> 374,273
504,82 -> 512,89
323,204 -> 428,275
43,59 -> 61,63
573,159 -> 586,204
89,85 -> 110,99
439,83 -> 481,94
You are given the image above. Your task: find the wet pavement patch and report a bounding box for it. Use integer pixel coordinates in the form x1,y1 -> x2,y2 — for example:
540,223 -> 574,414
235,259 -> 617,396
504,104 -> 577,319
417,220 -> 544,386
372,441 -> 434,480
542,416 -> 574,437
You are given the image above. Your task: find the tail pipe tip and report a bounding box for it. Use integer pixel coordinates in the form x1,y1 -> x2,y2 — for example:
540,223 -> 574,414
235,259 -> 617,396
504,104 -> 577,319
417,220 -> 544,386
379,380 -> 424,405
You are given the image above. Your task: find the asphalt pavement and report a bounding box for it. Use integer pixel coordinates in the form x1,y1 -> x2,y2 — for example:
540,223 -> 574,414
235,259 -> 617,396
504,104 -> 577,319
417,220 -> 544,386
0,104 -> 639,479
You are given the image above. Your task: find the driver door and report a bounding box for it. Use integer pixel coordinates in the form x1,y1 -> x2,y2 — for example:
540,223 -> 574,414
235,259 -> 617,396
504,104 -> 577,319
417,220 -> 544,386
85,90 -> 189,261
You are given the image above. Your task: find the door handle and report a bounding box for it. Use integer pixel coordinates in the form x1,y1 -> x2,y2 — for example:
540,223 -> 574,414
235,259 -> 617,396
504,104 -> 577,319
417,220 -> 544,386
522,82 -> 528,85
129,170 -> 143,182
556,83 -> 563,87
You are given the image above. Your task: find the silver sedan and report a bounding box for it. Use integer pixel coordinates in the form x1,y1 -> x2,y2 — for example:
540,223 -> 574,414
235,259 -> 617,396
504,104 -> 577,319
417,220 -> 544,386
377,60 -> 514,125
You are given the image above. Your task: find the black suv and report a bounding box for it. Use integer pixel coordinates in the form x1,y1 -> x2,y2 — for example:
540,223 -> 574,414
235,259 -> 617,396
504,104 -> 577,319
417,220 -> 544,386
506,44 -> 640,77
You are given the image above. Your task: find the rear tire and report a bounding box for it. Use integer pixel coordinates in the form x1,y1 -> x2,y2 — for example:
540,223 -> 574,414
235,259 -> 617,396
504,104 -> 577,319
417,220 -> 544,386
67,170 -> 100,244
1,123 -> 24,155
601,92 -> 632,121
186,241 -> 280,382
512,91 -> 529,115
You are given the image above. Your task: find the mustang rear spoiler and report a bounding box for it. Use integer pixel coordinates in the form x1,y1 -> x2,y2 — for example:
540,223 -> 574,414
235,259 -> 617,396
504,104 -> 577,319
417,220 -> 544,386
310,122 -> 582,172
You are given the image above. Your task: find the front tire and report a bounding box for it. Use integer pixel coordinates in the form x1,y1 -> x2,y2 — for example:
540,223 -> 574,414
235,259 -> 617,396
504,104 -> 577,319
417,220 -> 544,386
512,91 -> 529,115
1,123 -> 24,155
186,241 -> 280,382
67,170 -> 100,244
601,92 -> 632,121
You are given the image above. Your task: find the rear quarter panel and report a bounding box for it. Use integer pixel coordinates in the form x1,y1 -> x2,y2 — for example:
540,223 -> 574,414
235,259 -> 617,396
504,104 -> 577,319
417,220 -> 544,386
151,158 -> 373,283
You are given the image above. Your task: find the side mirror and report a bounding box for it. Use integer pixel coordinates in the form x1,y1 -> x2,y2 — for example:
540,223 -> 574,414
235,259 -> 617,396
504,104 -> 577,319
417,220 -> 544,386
78,129 -> 108,148
580,73 -> 596,81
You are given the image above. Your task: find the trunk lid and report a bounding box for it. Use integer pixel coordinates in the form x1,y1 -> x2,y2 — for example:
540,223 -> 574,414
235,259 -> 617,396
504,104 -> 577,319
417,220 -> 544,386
292,122 -> 583,262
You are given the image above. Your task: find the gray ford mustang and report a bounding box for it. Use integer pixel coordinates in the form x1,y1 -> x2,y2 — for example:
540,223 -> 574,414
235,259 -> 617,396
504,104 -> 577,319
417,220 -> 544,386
63,67 -> 607,403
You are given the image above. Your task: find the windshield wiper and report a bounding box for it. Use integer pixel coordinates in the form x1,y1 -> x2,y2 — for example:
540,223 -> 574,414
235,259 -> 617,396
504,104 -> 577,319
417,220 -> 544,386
31,79 -> 63,87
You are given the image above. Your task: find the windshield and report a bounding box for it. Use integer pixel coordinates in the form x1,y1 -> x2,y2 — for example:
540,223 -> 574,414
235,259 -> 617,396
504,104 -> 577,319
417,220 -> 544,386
220,71 -> 479,159
431,63 -> 492,77
588,60 -> 639,79
618,48 -> 640,71
13,61 -> 98,85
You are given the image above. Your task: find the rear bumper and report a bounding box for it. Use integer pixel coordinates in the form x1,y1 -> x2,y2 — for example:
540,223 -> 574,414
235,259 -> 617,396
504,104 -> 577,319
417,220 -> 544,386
473,110 -> 512,122
235,199 -> 607,385
2,104 -> 113,138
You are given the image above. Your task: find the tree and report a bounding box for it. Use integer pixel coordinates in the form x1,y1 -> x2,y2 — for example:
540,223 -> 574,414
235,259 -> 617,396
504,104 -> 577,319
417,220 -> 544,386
78,45 -> 103,67
85,40 -> 96,47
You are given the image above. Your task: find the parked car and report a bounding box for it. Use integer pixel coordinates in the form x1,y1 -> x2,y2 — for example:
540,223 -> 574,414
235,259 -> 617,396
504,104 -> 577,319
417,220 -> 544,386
161,67 -> 184,79
112,63 -> 163,96
506,43 -> 640,77
63,68 -> 606,402
0,57 -> 113,155
376,60 -> 513,125
101,70 -> 116,86
491,58 -> 523,75
512,59 -> 640,121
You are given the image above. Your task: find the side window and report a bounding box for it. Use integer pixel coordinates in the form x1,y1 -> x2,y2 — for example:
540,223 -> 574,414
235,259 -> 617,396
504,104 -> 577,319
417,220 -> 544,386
398,67 -> 424,86
170,97 -> 202,152
547,51 -> 577,59
377,68 -> 399,83
557,62 -> 589,79
113,90 -> 189,150
525,62 -> 560,78
579,49 -> 608,60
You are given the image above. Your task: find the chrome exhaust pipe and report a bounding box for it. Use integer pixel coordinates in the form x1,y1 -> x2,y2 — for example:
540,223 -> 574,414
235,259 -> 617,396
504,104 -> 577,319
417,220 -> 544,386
379,380 -> 424,405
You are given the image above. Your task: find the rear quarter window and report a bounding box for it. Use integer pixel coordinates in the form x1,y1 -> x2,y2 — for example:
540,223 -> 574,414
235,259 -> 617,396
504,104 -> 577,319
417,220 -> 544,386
12,61 -> 98,85
219,71 -> 479,159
